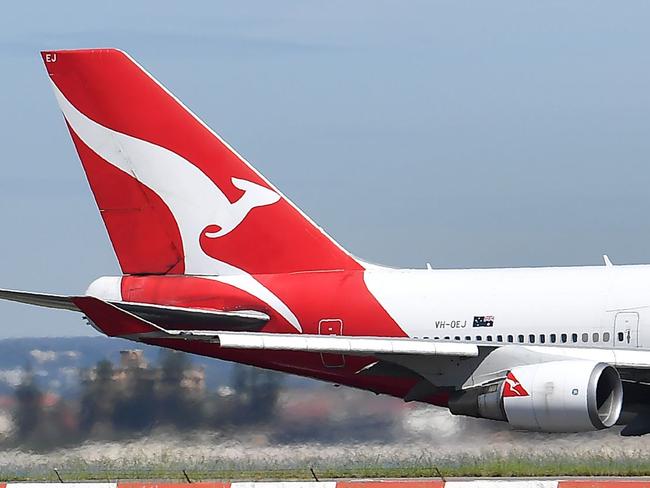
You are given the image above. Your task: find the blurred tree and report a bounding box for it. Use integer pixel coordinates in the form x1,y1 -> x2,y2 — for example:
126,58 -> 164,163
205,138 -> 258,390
158,350 -> 200,430
112,366 -> 156,432
14,365 -> 43,440
96,359 -> 114,382
231,364 -> 283,424
160,350 -> 189,384
79,359 -> 115,434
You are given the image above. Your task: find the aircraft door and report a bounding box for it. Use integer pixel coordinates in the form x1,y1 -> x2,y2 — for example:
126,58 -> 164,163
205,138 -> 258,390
318,319 -> 345,368
614,312 -> 639,348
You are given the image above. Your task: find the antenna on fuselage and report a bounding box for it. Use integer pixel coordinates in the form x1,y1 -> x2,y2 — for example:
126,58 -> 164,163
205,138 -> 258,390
603,255 -> 614,267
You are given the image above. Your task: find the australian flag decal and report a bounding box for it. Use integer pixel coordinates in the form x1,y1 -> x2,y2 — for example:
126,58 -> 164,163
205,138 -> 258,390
473,315 -> 494,327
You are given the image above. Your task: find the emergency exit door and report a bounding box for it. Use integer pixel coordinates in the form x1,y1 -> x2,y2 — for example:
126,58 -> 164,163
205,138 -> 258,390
614,312 -> 639,348
318,319 -> 345,367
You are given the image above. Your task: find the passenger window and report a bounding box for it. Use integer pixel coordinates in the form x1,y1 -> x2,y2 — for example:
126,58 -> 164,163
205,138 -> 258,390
529,334 -> 535,343
540,334 -> 546,344
434,336 -> 440,340
593,333 -> 599,342
582,333 -> 589,343
561,333 -> 568,343
476,336 -> 482,341
465,336 -> 471,341
497,335 -> 503,342
550,334 -> 557,343
572,333 -> 578,343
603,332 -> 610,342
423,336 -> 430,339
618,332 -> 624,342
518,335 -> 524,343
507,335 -> 514,343
487,336 -> 493,342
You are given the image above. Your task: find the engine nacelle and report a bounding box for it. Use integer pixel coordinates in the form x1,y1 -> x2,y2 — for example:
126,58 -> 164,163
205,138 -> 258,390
448,360 -> 623,432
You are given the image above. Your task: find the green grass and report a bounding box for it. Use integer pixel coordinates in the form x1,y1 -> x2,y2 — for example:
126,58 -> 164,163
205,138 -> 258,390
5,454 -> 650,481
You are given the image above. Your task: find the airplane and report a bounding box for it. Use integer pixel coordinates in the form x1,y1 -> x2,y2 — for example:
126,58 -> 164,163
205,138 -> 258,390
2,48 -> 650,436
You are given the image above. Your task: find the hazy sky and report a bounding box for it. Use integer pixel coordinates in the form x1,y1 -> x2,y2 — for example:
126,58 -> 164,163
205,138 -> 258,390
2,1 -> 650,337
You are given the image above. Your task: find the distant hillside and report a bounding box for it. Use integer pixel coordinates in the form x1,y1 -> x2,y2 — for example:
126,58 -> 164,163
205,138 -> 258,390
0,336 -> 313,395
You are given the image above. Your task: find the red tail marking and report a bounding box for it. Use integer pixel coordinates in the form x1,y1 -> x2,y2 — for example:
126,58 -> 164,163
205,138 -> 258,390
43,49 -> 361,275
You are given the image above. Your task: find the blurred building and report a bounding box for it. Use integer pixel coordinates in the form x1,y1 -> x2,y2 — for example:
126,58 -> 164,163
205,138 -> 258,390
85,349 -> 206,395
120,350 -> 147,369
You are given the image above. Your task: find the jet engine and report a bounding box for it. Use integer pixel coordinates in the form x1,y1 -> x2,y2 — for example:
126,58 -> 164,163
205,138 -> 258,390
448,360 -> 623,432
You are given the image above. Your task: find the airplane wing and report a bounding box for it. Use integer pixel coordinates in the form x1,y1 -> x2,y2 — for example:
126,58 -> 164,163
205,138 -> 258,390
178,329 -> 479,356
0,289 -> 268,331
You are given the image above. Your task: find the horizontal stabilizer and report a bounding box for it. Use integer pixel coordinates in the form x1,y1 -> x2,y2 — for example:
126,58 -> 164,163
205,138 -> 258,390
0,289 -> 78,311
0,288 -> 269,331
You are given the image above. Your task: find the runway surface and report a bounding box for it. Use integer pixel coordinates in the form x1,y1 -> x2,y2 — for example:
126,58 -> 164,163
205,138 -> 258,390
3,479 -> 650,487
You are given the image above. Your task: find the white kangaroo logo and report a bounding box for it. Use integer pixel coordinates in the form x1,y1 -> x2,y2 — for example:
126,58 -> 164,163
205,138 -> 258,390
505,377 -> 524,395
203,177 -> 280,238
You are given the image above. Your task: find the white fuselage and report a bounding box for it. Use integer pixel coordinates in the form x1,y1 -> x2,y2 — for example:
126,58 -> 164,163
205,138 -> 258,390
366,264 -> 650,350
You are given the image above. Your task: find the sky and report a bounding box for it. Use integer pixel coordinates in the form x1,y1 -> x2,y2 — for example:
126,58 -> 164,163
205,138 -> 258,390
1,1 -> 650,337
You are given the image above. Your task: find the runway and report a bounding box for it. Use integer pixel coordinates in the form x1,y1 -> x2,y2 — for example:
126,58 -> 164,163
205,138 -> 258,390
3,479 -> 650,488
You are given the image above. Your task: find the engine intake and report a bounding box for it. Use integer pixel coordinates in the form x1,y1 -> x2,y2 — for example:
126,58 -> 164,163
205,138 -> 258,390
448,360 -> 623,432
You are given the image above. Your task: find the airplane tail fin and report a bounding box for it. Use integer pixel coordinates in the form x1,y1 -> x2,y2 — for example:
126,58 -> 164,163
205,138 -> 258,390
41,49 -> 360,276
